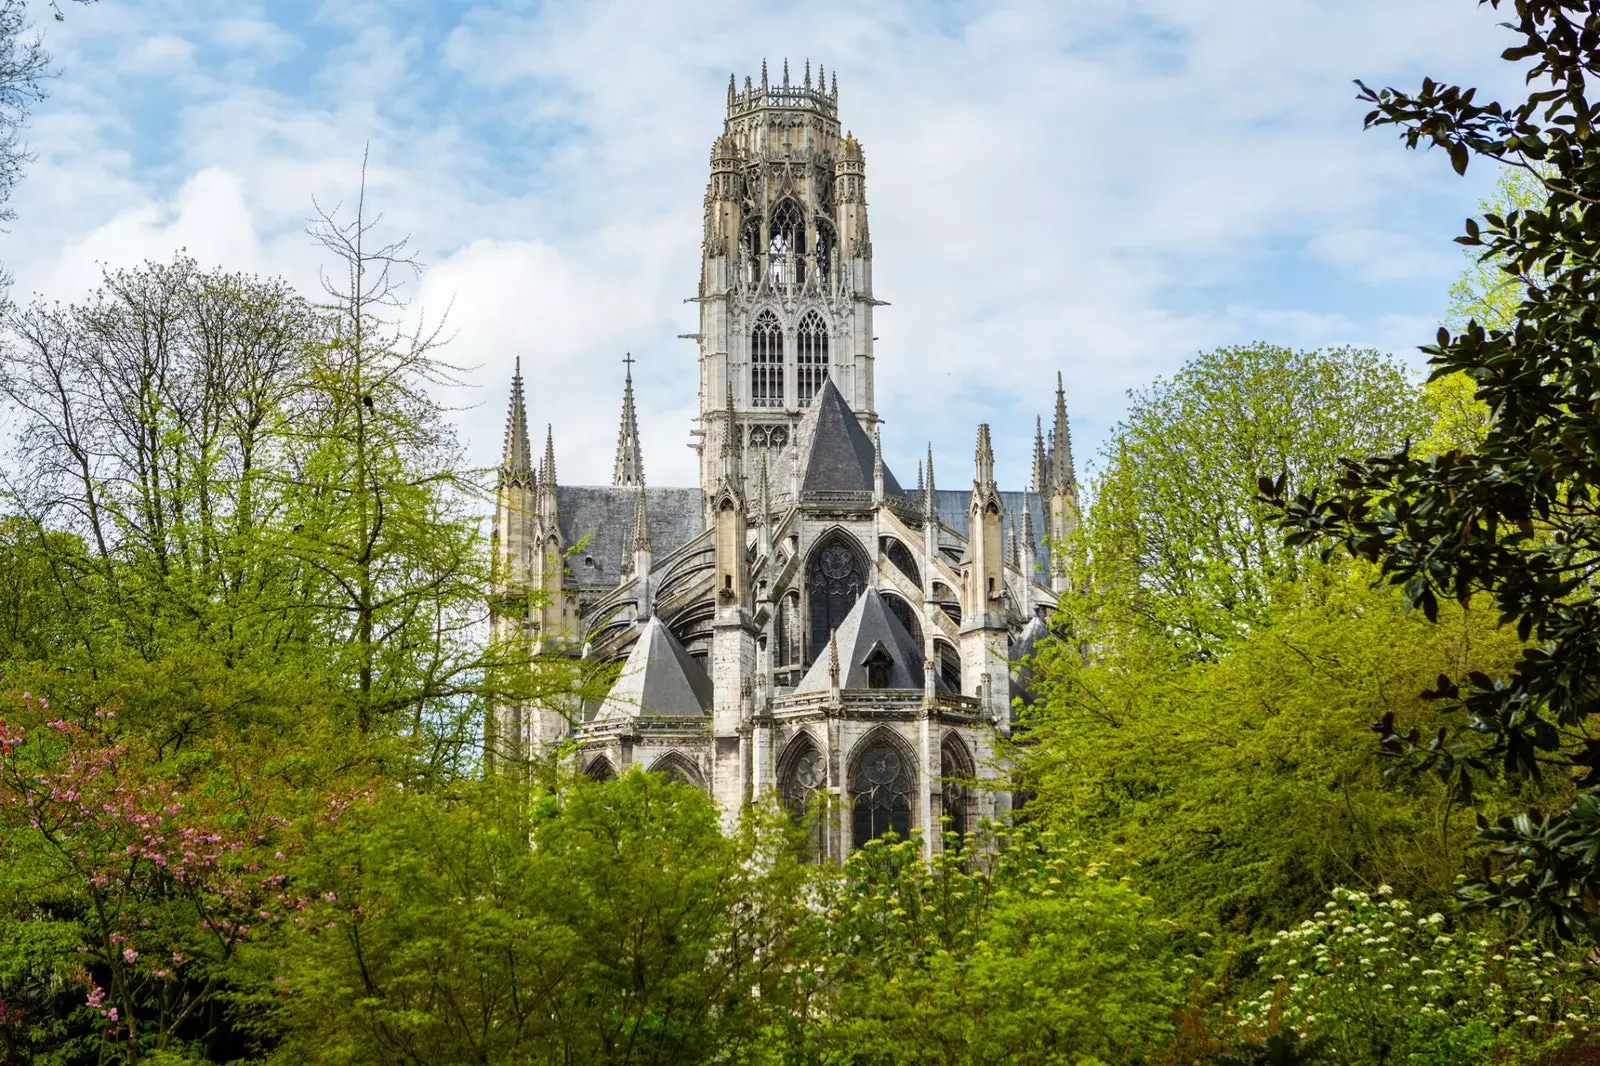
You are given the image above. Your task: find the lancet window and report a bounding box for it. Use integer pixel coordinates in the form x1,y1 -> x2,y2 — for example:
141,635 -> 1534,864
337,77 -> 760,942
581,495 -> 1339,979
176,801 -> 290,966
808,535 -> 865,657
796,311 -> 829,405
780,738 -> 828,862
768,199 -> 806,285
940,736 -> 974,846
850,737 -> 914,848
751,311 -> 783,408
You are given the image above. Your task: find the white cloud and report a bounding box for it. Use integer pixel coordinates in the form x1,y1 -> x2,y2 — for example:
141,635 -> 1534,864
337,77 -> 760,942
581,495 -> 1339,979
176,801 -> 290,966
3,0 -> 1523,492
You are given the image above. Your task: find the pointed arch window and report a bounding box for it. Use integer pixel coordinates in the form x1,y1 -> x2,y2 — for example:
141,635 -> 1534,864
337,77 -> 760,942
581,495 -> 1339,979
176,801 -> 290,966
808,535 -> 865,658
769,199 -> 806,285
940,736 -> 974,847
780,738 -> 827,862
850,738 -> 914,848
751,310 -> 783,408
797,311 -> 829,406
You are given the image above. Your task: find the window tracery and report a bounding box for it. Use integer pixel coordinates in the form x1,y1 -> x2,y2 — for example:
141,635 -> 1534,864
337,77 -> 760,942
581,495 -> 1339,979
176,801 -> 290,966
751,310 -> 783,408
797,311 -> 829,405
850,738 -> 914,847
769,199 -> 806,285
780,738 -> 827,862
940,736 -> 973,845
808,535 -> 865,657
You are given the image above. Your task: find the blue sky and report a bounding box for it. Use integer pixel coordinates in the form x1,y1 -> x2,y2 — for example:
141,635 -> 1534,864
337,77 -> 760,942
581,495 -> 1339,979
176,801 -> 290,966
6,0 -> 1521,491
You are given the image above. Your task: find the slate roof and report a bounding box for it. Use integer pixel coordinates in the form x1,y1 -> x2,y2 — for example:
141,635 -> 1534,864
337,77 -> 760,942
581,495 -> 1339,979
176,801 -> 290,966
795,586 -> 952,693
557,486 -> 703,590
935,489 -> 1049,585
798,379 -> 906,496
593,615 -> 714,722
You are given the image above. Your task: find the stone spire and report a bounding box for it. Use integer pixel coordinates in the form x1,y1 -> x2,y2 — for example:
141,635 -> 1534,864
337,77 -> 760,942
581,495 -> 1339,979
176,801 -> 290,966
924,442 -> 936,519
1021,503 -> 1038,586
1009,514 -> 1020,569
1049,372 -> 1075,495
631,480 -> 651,556
1032,416 -> 1048,495
538,424 -> 559,524
613,354 -> 644,487
719,384 -> 743,488
501,357 -> 534,487
872,426 -> 885,504
974,423 -> 996,492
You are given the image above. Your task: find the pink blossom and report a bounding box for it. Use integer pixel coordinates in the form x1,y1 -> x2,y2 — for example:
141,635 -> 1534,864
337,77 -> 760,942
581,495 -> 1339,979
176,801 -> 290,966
122,948 -> 137,963
106,1007 -> 117,1022
152,969 -> 168,979
86,986 -> 104,1009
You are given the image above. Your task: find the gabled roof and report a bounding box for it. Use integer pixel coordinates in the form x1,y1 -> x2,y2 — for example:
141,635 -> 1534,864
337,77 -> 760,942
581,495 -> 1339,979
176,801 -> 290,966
798,379 -> 904,496
795,586 -> 948,692
593,615 -> 713,721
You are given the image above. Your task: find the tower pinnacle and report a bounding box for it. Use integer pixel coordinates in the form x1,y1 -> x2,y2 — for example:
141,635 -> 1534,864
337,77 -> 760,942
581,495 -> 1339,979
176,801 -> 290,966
501,357 -> 534,487
613,354 -> 645,487
1049,372 -> 1075,495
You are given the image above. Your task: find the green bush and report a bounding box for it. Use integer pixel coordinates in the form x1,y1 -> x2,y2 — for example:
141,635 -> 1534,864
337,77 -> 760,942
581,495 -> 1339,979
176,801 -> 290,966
1234,887 -> 1593,1064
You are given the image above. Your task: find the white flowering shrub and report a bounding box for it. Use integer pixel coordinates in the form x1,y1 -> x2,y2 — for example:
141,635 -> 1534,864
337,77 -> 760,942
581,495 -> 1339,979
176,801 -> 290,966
1233,886 -> 1592,1064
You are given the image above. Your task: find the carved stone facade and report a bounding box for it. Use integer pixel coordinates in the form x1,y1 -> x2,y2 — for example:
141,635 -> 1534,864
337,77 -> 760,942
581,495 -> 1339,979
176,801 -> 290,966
488,61 -> 1080,856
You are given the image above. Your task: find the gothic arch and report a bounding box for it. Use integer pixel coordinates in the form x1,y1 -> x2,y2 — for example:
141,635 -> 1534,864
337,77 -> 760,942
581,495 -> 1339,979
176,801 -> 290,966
935,639 -> 961,692
805,530 -> 870,660
751,309 -> 783,408
582,755 -> 616,782
880,590 -> 923,647
880,536 -> 921,588
940,733 -> 976,844
647,751 -> 705,789
796,310 -> 829,405
777,731 -> 828,862
846,727 -> 919,849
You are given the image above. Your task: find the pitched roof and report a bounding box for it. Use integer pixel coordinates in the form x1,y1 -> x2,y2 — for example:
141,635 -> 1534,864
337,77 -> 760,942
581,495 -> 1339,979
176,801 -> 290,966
795,586 -> 946,692
797,379 -> 905,496
593,615 -> 713,721
556,486 -> 703,590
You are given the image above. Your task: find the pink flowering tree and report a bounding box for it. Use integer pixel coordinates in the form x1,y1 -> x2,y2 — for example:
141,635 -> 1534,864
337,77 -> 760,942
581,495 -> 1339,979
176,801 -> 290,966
0,693 -> 307,1062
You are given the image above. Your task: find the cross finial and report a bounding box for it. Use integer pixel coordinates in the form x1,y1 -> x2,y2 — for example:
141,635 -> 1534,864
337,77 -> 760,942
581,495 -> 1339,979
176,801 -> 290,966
622,351 -> 636,374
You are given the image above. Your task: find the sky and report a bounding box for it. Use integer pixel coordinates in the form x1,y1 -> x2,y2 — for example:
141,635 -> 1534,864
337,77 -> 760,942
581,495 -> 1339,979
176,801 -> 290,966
4,0 -> 1524,492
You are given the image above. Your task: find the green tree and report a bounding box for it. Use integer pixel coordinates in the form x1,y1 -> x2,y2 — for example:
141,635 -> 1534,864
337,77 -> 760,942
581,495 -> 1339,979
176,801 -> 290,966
1087,343 -> 1424,655
257,771 -> 813,1066
781,825 -> 1186,1065
1022,564 -> 1537,937
1269,0 -> 1600,939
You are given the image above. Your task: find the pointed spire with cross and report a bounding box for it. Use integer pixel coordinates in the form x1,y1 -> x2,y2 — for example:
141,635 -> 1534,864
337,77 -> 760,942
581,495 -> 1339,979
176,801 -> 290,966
613,353 -> 645,487
500,356 -> 535,487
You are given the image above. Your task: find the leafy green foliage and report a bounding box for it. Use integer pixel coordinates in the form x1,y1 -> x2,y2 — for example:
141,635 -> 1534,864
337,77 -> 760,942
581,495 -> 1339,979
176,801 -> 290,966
782,825 -> 1188,1066
1267,0 -> 1600,937
1237,887 -> 1590,1064
256,771 -> 812,1066
1022,564 -> 1537,936
1088,344 -> 1424,655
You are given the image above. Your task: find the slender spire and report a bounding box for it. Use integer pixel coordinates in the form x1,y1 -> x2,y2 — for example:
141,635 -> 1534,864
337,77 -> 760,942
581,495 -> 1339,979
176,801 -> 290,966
1009,514 -> 1021,569
501,357 -> 535,486
613,354 -> 644,487
631,480 -> 651,555
783,58 -> 790,87
542,424 -> 557,487
760,454 -> 772,524
975,424 -> 995,491
761,58 -> 768,92
727,73 -> 736,108
828,628 -> 840,687
924,442 -> 936,518
831,70 -> 837,99
916,459 -> 925,495
1022,504 -> 1037,572
804,58 -> 811,89
1049,372 -> 1076,495
872,426 -> 885,503
719,384 -> 743,488
1032,416 -> 1048,494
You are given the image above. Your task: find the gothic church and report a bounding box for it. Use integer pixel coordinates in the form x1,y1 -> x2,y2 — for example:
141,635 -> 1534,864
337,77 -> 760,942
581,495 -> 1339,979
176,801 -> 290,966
488,61 -> 1079,859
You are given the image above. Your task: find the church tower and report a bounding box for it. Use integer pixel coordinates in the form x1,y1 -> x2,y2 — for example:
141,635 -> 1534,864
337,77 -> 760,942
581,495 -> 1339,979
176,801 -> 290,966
695,60 -> 876,505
